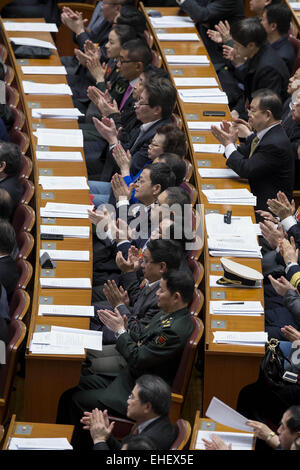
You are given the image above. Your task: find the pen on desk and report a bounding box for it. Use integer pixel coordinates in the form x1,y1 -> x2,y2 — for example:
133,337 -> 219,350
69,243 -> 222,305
221,302 -> 245,305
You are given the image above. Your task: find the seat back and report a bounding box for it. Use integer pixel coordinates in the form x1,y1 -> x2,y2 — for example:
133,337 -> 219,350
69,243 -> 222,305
15,259 -> 33,290
188,258 -> 204,288
5,84 -> 19,108
170,419 -> 191,450
9,288 -> 30,322
19,178 -> 35,205
9,129 -> 29,154
15,231 -> 34,260
108,415 -> 134,441
0,44 -> 7,62
151,50 -> 162,67
183,159 -> 193,182
171,113 -> 183,129
171,316 -> 204,397
19,155 -> 32,179
0,319 -> 26,424
180,181 -> 198,206
12,204 -> 35,233
188,288 -> 204,317
289,36 -> 300,74
10,106 -> 25,131
4,65 -> 14,85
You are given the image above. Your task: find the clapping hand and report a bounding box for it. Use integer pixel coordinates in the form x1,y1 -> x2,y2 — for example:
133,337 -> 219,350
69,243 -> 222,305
279,236 -> 299,265
211,120 -> 238,146
115,246 -> 141,272
111,173 -> 132,201
97,307 -> 125,332
281,324 -> 300,343
103,279 -> 129,308
80,408 -> 115,444
268,275 -> 297,296
112,145 -> 131,176
267,191 -> 295,220
259,220 -> 285,249
92,116 -> 118,145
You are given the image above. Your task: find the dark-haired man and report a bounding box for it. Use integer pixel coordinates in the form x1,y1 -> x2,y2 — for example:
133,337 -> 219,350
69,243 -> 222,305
81,375 -> 176,450
0,218 -> 18,301
211,89 -> 294,211
56,269 -> 194,449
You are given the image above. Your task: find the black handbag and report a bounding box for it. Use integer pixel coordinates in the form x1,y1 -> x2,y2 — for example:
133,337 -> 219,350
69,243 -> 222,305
260,338 -> 289,388
11,43 -> 52,59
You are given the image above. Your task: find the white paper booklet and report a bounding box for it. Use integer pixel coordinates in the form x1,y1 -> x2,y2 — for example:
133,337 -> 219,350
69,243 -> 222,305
174,77 -> 218,87
32,326 -> 102,351
34,128 -> 83,147
188,121 -> 222,131
36,151 -> 83,161
213,331 -> 268,347
22,66 -> 67,75
40,202 -> 94,219
157,33 -> 199,41
32,108 -> 84,119
193,144 -> 224,154
9,438 -> 73,450
4,22 -> 58,32
40,225 -> 90,238
150,16 -> 194,28
40,278 -> 92,289
38,304 -> 94,317
38,176 -> 89,190
166,54 -> 210,65
289,2 -> 300,10
39,250 -> 90,261
23,82 -> 72,95
198,168 -> 239,178
210,301 -> 264,316
10,37 -> 57,49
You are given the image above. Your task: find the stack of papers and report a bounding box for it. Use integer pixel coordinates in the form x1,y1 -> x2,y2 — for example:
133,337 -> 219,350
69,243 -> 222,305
202,188 -> 257,206
38,176 -> 89,190
22,66 -> 67,75
289,2 -> 300,10
32,108 -> 84,119
36,151 -> 83,161
166,54 -> 210,65
205,213 -> 261,257
10,37 -> 56,49
23,81 -> 72,95
195,430 -> 254,450
174,77 -> 218,87
193,144 -> 224,154
40,202 -> 94,219
210,301 -> 264,316
9,438 -> 73,450
157,33 -> 199,41
198,168 -> 239,178
39,250 -> 90,261
40,278 -> 91,289
31,326 -> 102,354
38,304 -> 94,317
213,331 -> 268,347
209,275 -> 262,288
178,88 -> 228,104
188,121 -> 222,131
40,225 -> 90,238
150,16 -> 194,28
206,397 -> 252,432
3,22 -> 58,32
34,128 -> 83,147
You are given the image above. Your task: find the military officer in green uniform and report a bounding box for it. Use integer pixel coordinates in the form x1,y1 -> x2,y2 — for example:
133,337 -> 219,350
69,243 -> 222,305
56,269 -> 195,449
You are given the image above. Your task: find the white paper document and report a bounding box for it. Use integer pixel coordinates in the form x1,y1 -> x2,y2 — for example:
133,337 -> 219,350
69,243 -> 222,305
10,37 -> 56,49
151,16 -> 194,28
289,2 -> 300,10
34,128 -> 83,147
21,66 -> 67,75
38,304 -> 94,317
40,225 -> 90,238
32,325 -> 102,351
195,430 -> 254,450
40,277 -> 92,289
9,438 -> 73,450
198,168 -> 239,178
213,331 -> 268,347
179,88 -> 228,104
3,22 -> 58,32
32,108 -> 84,119
23,81 -> 72,95
206,397 -> 252,432
209,275 -> 261,289
36,151 -> 83,162
29,343 -> 84,355
40,202 -> 94,219
188,121 -> 222,131
205,214 -> 257,239
174,77 -> 218,87
193,144 -> 224,154
38,176 -> 89,190
40,250 -> 90,261
207,238 -> 262,258
166,54 -> 210,65
202,188 -> 256,206
157,33 -> 199,41
210,301 -> 264,316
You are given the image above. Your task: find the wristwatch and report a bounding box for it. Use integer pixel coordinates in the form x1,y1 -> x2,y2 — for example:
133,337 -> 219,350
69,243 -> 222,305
115,328 -> 126,339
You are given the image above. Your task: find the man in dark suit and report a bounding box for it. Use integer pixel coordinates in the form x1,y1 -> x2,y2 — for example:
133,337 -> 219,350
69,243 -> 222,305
81,375 -> 176,450
89,76 -> 176,180
0,218 -> 19,301
211,89 -> 294,211
230,17 -> 290,118
0,142 -> 23,210
176,0 -> 244,28
56,269 -> 194,450
261,3 -> 295,74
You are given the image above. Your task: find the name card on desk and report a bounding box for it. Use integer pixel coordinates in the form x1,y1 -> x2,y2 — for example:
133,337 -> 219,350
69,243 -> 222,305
40,277 -> 91,289
3,22 -> 58,32
39,250 -> 90,261
22,66 -> 67,75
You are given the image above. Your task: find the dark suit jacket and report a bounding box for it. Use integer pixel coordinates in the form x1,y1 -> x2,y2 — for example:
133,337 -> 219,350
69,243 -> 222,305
2,0 -> 60,24
271,37 -> 296,75
1,175 -> 24,209
0,255 -> 19,301
94,415 -> 176,450
234,43 -> 290,116
180,0 -> 244,28
226,124 -> 294,211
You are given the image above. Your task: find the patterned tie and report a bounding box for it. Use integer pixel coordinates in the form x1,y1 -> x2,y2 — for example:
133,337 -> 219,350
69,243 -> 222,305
119,84 -> 132,110
249,135 -> 259,158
